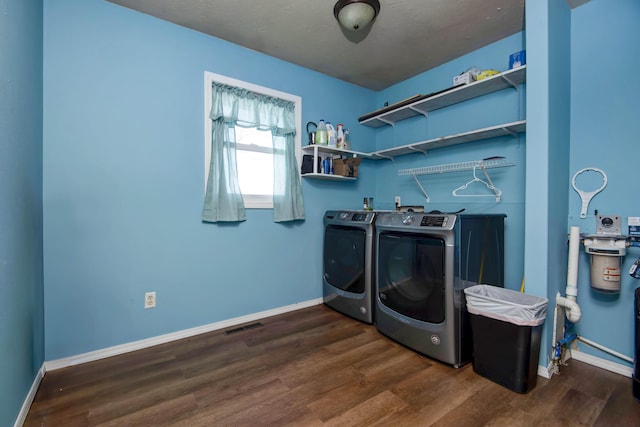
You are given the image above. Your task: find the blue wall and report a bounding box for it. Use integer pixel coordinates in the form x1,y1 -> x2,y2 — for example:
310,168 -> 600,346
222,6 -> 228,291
43,0 -> 376,360
524,0 -> 572,368
568,0 -> 640,365
0,0 -> 44,425
372,33 -> 526,293
43,0 -> 531,361
524,0 -> 639,368
3,3 -> 635,424
545,0 -> 572,367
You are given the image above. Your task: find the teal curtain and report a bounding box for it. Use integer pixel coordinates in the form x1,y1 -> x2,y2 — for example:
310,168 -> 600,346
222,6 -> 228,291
202,82 -> 305,223
272,131 -> 305,222
202,119 -> 246,222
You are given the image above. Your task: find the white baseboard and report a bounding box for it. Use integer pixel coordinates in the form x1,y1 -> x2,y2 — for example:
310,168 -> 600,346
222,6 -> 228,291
44,298 -> 323,372
13,364 -> 45,427
538,350 -> 632,380
537,361 -> 554,379
569,348 -> 634,378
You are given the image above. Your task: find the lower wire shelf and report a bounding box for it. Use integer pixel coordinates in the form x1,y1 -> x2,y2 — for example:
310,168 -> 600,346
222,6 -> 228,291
398,158 -> 515,176
398,158 -> 516,203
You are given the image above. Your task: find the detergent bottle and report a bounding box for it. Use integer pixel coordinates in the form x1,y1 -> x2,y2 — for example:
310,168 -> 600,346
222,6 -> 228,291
326,122 -> 337,147
336,124 -> 345,149
315,119 -> 328,145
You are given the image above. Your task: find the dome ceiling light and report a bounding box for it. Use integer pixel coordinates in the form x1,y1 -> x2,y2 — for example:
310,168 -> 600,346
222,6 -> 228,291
333,0 -> 381,32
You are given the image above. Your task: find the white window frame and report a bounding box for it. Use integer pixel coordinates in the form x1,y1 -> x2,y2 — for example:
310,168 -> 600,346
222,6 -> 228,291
204,71 -> 302,209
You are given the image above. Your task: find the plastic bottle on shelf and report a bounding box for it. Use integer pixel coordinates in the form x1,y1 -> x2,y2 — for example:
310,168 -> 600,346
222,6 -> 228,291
316,119 -> 328,145
336,124 -> 345,149
326,122 -> 336,147
343,128 -> 350,150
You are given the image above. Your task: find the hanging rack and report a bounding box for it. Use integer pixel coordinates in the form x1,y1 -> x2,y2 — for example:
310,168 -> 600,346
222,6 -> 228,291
398,158 -> 514,202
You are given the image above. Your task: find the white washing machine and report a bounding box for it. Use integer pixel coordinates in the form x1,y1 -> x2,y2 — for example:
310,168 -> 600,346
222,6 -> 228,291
323,210 -> 376,324
375,211 -> 505,367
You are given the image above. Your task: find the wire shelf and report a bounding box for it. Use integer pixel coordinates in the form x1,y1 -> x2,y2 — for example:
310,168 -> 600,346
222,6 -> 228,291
398,158 -> 515,176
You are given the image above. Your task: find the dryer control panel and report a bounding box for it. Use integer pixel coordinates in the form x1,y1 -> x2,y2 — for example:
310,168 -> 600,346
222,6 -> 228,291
420,215 -> 449,227
326,210 -> 376,225
350,212 -> 372,222
375,212 -> 457,230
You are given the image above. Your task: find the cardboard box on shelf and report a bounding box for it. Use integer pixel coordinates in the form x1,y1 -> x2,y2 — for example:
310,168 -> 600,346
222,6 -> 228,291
333,158 -> 361,177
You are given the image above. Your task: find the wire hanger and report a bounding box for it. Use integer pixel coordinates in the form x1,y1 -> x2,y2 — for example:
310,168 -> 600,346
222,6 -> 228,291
452,164 -> 502,201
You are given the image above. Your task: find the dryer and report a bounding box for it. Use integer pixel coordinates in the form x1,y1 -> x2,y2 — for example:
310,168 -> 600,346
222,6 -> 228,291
323,210 -> 376,324
375,212 -> 505,367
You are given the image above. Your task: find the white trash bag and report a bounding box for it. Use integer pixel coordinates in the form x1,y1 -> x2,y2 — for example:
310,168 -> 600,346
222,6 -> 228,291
464,285 -> 548,327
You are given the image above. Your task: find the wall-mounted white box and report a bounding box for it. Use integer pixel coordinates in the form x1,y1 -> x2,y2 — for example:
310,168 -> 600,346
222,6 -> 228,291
453,72 -> 474,86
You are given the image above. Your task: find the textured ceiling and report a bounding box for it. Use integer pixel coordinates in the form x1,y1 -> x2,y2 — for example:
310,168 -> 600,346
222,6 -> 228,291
105,0 -> 586,91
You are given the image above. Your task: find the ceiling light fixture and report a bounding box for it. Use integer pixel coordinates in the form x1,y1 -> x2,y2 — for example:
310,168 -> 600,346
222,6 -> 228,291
334,0 -> 381,32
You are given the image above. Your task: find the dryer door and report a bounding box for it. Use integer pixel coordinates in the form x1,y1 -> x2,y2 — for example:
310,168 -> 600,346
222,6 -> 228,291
378,232 -> 445,323
323,225 -> 366,294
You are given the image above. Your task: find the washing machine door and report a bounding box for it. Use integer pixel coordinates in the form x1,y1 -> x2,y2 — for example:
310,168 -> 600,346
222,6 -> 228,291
378,232 -> 445,323
324,225 -> 366,294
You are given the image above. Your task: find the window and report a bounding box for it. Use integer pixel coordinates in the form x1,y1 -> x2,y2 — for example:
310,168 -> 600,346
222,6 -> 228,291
204,72 -> 302,209
234,126 -> 274,207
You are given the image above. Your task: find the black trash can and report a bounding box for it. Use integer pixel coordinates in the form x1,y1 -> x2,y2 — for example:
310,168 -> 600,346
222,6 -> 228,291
464,285 -> 548,394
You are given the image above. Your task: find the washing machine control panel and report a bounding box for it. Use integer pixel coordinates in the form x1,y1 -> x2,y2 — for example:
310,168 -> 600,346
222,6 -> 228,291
402,215 -> 414,225
420,215 -> 448,227
333,211 -> 374,223
374,212 -> 457,229
350,212 -> 371,222
338,212 -> 351,220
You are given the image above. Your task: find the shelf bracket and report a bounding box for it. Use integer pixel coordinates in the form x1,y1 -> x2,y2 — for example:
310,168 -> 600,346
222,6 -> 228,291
377,117 -> 396,127
478,164 -> 502,202
407,146 -> 428,158
313,145 -> 319,174
373,153 -> 395,162
501,74 -> 518,89
408,106 -> 429,118
501,126 -> 519,139
410,172 -> 431,203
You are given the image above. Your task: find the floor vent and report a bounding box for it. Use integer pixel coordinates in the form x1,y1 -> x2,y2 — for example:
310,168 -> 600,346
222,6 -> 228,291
223,322 -> 264,336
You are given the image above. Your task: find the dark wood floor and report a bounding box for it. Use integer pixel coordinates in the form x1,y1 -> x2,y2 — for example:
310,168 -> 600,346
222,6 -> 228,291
25,304 -> 640,426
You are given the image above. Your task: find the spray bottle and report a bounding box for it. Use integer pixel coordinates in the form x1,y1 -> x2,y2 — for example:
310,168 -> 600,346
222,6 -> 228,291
337,124 -> 345,149
343,128 -> 350,150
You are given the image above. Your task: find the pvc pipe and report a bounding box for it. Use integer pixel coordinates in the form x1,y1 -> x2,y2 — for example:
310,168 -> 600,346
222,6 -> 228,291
566,226 -> 581,301
554,226 -> 583,368
577,336 -> 633,364
556,294 -> 582,324
559,333 -> 577,347
552,303 -> 558,349
556,226 -> 582,323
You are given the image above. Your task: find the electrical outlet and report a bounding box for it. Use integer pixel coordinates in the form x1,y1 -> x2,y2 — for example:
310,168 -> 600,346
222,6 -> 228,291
144,292 -> 156,309
395,196 -> 401,207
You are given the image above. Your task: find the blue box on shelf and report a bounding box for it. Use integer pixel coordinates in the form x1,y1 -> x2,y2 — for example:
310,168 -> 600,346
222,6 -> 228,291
509,50 -> 526,69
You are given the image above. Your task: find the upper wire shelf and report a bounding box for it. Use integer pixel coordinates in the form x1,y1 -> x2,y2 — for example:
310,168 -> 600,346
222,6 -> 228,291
359,66 -> 526,128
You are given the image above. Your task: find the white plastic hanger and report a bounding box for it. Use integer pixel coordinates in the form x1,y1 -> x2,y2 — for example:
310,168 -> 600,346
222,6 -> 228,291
452,165 -> 502,201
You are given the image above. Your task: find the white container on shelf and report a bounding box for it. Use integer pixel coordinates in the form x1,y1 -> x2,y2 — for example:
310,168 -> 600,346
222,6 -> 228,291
316,119 -> 328,145
326,122 -> 336,147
